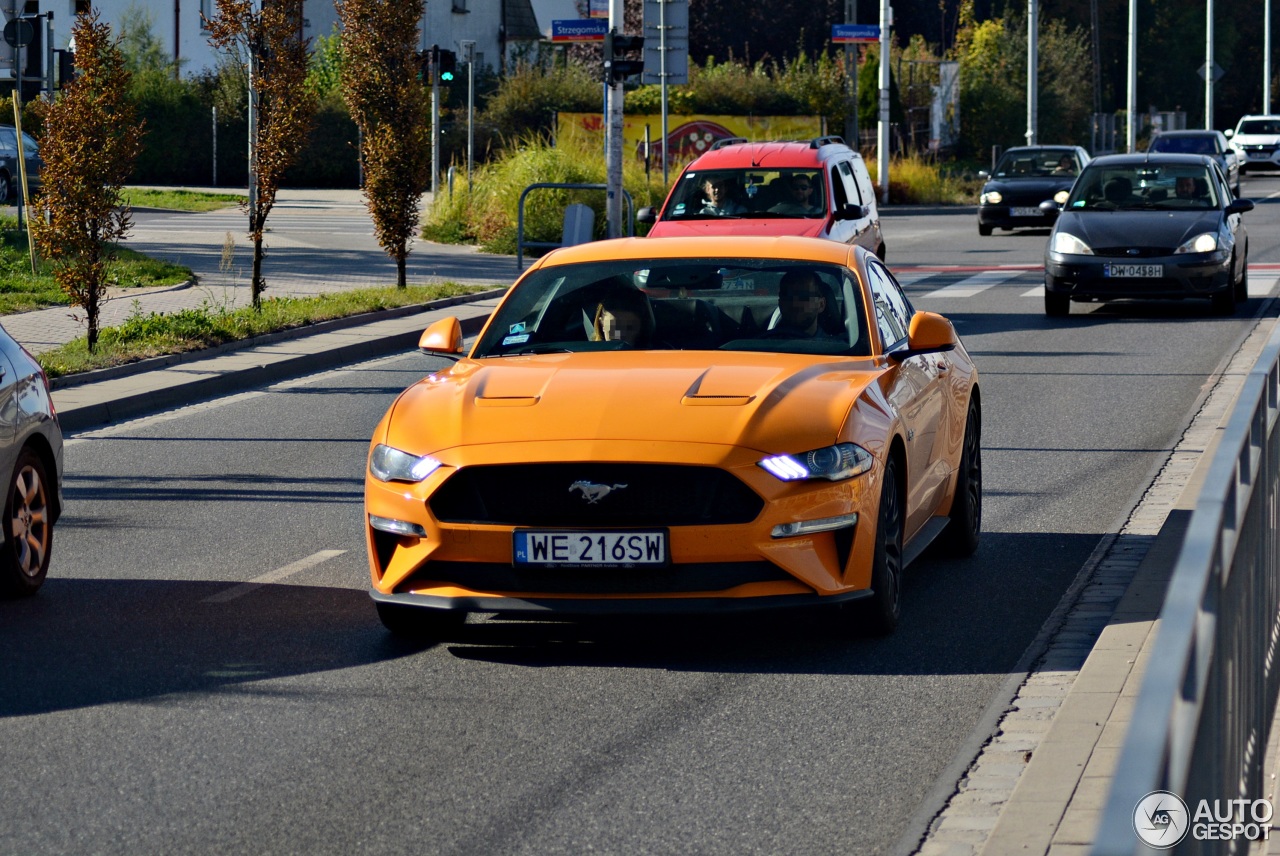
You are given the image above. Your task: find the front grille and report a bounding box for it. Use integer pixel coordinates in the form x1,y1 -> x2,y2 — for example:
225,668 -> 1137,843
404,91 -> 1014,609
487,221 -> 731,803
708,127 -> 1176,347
430,463 -> 764,526
406,560 -> 792,594
1093,247 -> 1173,258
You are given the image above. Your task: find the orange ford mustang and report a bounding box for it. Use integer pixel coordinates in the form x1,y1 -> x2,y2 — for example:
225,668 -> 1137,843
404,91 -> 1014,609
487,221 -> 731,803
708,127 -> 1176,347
364,237 -> 980,636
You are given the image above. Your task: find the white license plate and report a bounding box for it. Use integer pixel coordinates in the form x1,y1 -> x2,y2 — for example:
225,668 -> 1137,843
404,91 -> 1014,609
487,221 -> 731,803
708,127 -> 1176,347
514,530 -> 668,567
1104,263 -> 1163,278
1010,206 -> 1042,217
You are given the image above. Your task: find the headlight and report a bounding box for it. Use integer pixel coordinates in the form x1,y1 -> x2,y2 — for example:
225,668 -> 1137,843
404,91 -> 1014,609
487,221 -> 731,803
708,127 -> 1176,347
369,444 -> 443,483
758,443 -> 874,482
1174,232 -> 1218,254
1053,190 -> 1070,204
1050,231 -> 1093,255
981,190 -> 1003,205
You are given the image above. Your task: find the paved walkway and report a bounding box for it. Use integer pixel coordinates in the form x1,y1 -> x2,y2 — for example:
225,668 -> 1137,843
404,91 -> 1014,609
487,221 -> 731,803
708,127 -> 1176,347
3,187 -> 516,355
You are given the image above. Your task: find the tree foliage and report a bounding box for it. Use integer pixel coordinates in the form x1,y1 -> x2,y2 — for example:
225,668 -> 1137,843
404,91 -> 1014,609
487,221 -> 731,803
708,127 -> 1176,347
335,0 -> 430,288
30,11 -> 144,353
205,0 -> 317,308
951,2 -> 1092,156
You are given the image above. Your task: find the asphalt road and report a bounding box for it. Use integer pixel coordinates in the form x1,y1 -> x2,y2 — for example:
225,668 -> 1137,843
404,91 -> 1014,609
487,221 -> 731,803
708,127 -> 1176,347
2,175 -> 1280,854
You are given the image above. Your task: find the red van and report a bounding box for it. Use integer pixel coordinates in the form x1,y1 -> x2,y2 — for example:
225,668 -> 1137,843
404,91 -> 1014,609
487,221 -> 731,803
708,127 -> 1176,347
638,136 -> 886,259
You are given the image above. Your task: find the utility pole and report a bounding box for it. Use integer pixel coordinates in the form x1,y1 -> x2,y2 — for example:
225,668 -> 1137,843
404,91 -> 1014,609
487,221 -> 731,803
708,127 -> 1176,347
1026,0 -> 1037,145
605,0 -> 624,238
1126,0 -> 1137,152
877,0 -> 890,204
430,44 -> 439,195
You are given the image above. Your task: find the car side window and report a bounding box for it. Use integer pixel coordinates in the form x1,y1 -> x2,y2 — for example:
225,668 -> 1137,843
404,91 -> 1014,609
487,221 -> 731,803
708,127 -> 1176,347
837,161 -> 862,205
866,262 -> 912,349
830,165 -> 849,209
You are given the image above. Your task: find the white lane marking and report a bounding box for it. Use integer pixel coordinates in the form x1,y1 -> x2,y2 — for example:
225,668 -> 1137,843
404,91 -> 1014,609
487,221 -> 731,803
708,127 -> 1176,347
1249,271 -> 1280,298
202,549 -> 346,602
920,269 -> 1020,298
1021,284 -> 1044,297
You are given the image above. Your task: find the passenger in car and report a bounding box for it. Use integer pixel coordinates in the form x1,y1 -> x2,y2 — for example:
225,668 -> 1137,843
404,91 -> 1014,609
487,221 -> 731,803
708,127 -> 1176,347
768,174 -> 819,216
591,286 -> 656,347
698,176 -> 748,216
771,270 -> 842,339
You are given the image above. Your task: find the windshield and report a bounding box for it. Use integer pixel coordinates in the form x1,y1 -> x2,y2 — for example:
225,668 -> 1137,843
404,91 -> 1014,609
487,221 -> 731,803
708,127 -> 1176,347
992,149 -> 1080,178
1239,120 -> 1280,135
661,169 -> 828,220
1149,135 -> 1219,155
473,258 -> 872,358
1066,164 -> 1220,211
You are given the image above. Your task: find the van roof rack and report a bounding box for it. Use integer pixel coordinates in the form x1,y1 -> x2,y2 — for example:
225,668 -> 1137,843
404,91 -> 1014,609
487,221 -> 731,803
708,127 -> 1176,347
810,135 -> 847,149
710,136 -> 750,150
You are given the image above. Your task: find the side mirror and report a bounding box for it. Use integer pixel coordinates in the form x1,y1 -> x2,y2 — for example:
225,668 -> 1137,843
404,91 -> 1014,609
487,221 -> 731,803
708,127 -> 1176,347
419,317 -> 464,355
890,311 -> 958,361
1225,128 -> 1235,138
636,207 -> 656,224
1227,198 -> 1255,215
834,203 -> 866,222
1039,199 -> 1061,214
978,170 -> 990,179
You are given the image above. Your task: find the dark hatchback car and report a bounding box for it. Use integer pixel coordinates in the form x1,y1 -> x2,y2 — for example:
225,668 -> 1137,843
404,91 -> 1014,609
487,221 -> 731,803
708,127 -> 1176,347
1147,129 -> 1240,195
977,145 -> 1090,236
1043,153 -> 1252,316
0,125 -> 40,205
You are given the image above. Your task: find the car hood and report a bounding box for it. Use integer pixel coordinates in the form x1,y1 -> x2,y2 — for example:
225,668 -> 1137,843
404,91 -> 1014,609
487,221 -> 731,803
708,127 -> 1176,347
983,176 -> 1074,197
1232,133 -> 1280,145
382,351 -> 883,457
647,218 -> 827,238
1055,209 -> 1222,248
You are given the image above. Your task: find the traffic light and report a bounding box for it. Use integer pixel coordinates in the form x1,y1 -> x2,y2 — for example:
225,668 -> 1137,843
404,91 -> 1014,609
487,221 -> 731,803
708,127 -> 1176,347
437,49 -> 457,83
603,29 -> 644,85
55,49 -> 75,89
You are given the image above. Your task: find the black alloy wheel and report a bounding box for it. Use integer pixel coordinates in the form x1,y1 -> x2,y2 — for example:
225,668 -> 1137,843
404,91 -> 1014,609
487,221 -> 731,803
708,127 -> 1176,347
939,402 -> 982,557
862,455 -> 904,635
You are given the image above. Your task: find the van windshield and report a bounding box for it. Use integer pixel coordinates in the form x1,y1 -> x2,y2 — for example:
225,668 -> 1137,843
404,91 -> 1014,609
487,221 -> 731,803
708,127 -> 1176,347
662,170 -> 828,220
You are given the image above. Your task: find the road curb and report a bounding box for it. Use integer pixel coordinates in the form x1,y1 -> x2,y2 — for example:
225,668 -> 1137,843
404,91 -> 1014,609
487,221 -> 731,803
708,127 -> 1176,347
50,287 -> 505,391
53,290 -> 503,432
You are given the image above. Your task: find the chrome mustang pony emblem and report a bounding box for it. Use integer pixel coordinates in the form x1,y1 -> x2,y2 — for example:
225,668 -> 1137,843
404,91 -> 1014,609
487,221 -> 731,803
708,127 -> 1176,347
569,481 -> 628,504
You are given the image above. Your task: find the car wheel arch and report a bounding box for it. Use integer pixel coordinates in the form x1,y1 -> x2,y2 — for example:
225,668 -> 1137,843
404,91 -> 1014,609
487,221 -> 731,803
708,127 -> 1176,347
16,433 -> 60,525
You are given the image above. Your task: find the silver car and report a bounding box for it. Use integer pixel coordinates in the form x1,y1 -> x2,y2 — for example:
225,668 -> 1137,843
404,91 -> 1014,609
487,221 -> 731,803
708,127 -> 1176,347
0,322 -> 62,596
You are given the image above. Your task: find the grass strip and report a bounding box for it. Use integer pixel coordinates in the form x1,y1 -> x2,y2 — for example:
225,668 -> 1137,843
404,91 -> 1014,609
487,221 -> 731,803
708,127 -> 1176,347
36,282 -> 493,378
120,188 -> 247,212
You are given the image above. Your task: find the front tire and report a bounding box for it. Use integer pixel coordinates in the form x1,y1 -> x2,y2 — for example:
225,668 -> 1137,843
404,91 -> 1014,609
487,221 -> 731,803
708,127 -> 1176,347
0,450 -> 53,597
978,223 -> 993,237
939,402 -> 982,557
1235,252 -> 1249,302
1045,289 -> 1070,317
861,456 -> 904,636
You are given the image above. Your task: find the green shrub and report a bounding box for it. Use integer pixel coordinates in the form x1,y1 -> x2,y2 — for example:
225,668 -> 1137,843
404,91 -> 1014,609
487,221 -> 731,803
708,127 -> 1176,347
422,135 -> 664,254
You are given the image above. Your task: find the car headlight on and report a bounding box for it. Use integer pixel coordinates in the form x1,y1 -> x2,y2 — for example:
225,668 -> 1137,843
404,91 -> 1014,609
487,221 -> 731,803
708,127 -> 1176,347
1174,233 -> 1219,254
1050,231 -> 1093,255
369,444 -> 443,483
1053,190 -> 1070,204
758,443 -> 874,482
980,190 -> 1003,205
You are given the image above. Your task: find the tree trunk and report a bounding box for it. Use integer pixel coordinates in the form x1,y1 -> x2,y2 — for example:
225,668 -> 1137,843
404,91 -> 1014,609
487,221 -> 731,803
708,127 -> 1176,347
396,251 -> 406,289
85,288 -> 100,353
252,232 -> 266,309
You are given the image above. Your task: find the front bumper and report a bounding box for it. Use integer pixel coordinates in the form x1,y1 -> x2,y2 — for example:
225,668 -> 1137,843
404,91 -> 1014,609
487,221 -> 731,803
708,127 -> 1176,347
1045,251 -> 1232,300
978,204 -> 1058,229
364,441 -> 882,615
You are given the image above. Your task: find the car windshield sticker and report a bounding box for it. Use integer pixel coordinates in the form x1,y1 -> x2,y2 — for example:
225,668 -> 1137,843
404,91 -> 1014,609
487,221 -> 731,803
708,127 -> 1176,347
502,333 -> 531,346
508,321 -> 527,334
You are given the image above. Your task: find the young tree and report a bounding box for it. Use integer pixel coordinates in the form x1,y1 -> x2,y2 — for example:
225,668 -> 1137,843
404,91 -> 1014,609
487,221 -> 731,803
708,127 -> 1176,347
205,0 -> 317,309
29,11 -> 144,353
336,0 -> 431,288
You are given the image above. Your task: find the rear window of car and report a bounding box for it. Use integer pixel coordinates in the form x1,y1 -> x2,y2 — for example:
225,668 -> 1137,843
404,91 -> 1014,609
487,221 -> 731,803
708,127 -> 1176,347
474,258 -> 872,358
1149,135 -> 1219,154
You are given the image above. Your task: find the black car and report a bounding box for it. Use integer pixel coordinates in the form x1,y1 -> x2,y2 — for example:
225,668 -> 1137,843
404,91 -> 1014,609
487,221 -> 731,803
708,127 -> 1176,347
0,125 -> 40,206
977,145 -> 1090,236
1147,129 -> 1240,195
1043,153 -> 1252,316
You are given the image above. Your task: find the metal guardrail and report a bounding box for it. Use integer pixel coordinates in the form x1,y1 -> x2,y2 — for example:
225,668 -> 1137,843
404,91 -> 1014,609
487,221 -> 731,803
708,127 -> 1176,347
515,182 -> 634,273
1093,323 -> 1280,855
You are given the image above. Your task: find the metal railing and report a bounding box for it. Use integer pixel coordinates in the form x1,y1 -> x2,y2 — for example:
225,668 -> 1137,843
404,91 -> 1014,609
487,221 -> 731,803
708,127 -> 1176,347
1093,324 -> 1280,855
515,183 -> 634,272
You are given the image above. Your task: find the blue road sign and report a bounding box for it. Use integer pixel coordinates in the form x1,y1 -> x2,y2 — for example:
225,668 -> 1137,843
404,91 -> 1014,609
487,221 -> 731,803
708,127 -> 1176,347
832,24 -> 880,44
551,19 -> 608,42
